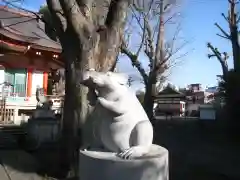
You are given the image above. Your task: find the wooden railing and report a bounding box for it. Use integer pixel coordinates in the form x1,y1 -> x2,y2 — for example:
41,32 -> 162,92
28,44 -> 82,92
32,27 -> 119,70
0,94 -> 64,125
0,82 -> 64,125
0,98 -> 14,124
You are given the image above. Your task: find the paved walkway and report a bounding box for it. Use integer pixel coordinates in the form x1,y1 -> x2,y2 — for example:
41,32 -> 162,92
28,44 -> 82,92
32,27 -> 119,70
0,150 -> 44,180
0,125 -> 46,180
154,120 -> 240,180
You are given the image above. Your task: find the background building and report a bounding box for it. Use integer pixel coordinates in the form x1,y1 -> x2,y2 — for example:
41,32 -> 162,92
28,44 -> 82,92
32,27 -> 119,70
0,6 -> 63,103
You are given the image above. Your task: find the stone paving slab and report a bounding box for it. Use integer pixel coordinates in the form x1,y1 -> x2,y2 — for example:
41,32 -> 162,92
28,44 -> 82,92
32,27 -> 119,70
0,150 -> 43,180
0,163 -> 11,180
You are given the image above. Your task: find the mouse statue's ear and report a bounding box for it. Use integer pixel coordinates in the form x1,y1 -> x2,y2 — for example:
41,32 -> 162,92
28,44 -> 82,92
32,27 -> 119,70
111,73 -> 128,85
117,74 -> 128,85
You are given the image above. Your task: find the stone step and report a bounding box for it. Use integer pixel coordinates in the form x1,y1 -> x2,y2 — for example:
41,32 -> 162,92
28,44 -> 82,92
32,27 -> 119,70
0,125 -> 26,134
0,133 -> 18,149
0,126 -> 24,149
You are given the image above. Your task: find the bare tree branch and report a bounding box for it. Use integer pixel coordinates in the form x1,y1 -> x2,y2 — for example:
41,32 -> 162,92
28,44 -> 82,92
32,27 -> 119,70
130,5 -> 144,31
216,33 -> 230,39
75,0 -> 93,20
121,2 -> 188,89
163,12 -> 180,25
105,0 -> 130,30
109,53 -> 119,71
171,51 -> 190,62
221,13 -> 230,23
58,0 -> 94,37
165,40 -> 190,62
207,42 -> 228,79
90,0 -> 110,26
144,17 -> 155,66
164,23 -> 181,60
121,41 -> 149,84
46,0 -> 67,36
136,17 -> 146,57
215,22 -> 231,39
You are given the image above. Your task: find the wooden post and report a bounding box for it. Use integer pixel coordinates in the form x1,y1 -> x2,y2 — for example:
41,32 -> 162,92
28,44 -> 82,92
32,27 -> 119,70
27,68 -> 33,97
43,71 -> 48,95
13,107 -> 19,125
3,98 -> 6,123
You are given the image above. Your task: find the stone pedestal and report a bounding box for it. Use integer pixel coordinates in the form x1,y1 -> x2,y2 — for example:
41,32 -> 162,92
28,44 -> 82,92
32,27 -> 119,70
79,144 -> 168,180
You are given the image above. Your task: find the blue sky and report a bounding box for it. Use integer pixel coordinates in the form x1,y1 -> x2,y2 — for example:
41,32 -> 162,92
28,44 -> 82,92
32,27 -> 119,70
176,0 -> 233,88
2,0 -> 234,90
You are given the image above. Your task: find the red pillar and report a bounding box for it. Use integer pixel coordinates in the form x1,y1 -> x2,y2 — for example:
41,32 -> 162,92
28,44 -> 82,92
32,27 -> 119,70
43,71 -> 48,95
26,68 -> 33,97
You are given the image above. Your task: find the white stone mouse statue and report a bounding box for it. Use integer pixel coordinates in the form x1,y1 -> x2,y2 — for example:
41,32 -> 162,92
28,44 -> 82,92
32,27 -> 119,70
80,70 -> 153,159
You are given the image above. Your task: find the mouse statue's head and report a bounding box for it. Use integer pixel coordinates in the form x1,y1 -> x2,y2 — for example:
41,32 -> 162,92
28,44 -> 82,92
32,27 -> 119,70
80,69 -> 128,92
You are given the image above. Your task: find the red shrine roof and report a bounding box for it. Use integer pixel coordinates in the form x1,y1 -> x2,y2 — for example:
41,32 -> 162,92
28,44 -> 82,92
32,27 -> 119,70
0,6 -> 62,53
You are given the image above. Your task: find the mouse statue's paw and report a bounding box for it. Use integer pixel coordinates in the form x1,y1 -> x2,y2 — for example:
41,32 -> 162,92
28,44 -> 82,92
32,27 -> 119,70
117,146 -> 148,159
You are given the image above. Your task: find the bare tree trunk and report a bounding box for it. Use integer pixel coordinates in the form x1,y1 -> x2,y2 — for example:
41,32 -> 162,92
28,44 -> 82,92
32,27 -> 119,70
213,0 -> 240,139
57,31 -> 85,175
229,0 -> 240,72
214,0 -> 240,72
143,72 -> 157,120
45,0 -> 130,176
143,82 -> 154,120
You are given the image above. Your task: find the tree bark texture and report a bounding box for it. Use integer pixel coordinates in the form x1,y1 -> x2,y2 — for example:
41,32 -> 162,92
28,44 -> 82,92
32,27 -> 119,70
143,71 -> 157,120
46,0 -> 130,176
207,43 -> 228,81
228,0 -> 240,72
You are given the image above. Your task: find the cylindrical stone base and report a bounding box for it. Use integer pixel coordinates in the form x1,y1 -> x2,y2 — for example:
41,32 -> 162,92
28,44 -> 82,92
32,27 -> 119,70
79,144 -> 168,180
